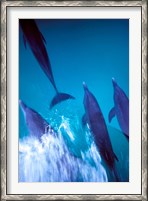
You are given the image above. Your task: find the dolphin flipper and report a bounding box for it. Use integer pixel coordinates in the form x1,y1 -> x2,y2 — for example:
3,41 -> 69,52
50,92 -> 75,109
114,152 -> 118,161
108,107 -> 116,123
39,31 -> 46,44
124,133 -> 129,140
82,114 -> 87,127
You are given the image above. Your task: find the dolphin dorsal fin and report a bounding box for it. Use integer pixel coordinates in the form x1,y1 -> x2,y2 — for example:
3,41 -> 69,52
108,107 -> 116,123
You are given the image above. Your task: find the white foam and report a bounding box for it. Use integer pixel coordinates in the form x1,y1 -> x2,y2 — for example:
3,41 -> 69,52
19,117 -> 108,182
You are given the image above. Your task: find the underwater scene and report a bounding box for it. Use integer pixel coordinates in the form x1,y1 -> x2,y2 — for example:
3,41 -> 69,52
19,19 -> 129,182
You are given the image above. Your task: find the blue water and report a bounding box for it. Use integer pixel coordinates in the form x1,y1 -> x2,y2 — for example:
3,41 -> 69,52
19,19 -> 129,182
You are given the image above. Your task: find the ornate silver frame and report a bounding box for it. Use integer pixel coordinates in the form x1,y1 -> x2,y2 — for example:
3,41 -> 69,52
1,1 -> 147,200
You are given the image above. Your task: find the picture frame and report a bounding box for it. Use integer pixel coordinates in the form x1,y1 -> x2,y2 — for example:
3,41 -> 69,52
1,0 -> 147,200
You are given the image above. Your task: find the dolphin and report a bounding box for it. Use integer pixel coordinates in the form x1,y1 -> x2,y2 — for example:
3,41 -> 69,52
19,100 -> 54,139
19,19 -> 75,108
108,78 -> 129,139
82,82 -> 119,182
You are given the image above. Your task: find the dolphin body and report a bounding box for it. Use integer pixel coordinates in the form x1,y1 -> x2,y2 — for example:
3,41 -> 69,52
82,82 -> 119,182
19,19 -> 75,108
109,78 -> 129,139
19,100 -> 54,139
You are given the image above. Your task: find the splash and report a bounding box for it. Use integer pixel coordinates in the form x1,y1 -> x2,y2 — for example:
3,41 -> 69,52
19,116 -> 108,182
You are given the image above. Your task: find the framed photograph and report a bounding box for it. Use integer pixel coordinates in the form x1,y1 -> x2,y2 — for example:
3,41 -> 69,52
1,0 -> 147,200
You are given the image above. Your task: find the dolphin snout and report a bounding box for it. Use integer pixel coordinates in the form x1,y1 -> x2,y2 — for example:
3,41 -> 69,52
19,100 -> 23,107
83,82 -> 88,91
19,99 -> 27,111
112,77 -> 117,87
19,99 -> 22,105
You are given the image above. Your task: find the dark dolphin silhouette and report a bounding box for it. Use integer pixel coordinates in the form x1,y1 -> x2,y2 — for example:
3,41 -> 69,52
19,100 -> 55,139
82,82 -> 119,182
109,78 -> 129,139
19,19 -> 75,108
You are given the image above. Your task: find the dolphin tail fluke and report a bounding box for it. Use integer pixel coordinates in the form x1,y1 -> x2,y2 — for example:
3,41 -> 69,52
50,92 -> 75,109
